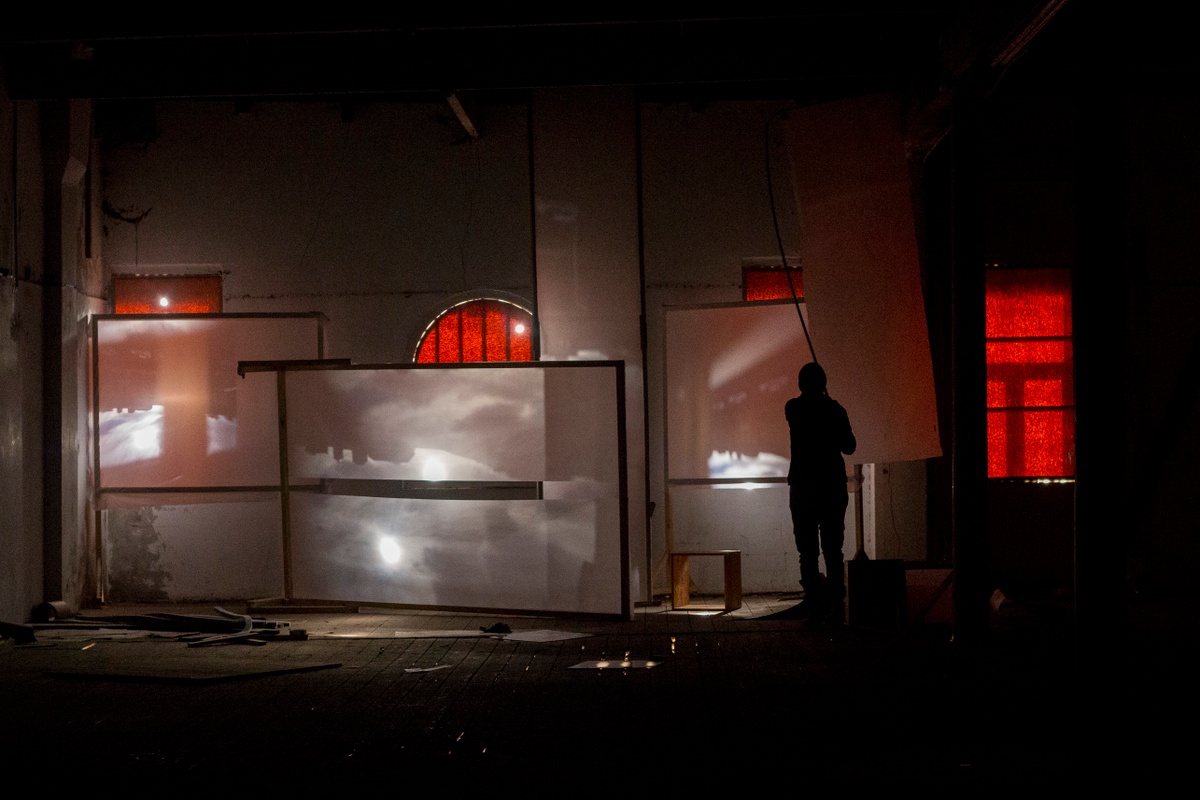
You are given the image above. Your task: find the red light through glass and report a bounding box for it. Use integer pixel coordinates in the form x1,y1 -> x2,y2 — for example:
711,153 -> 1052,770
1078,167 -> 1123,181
743,267 -> 804,302
985,268 -> 1074,478
415,299 -> 534,364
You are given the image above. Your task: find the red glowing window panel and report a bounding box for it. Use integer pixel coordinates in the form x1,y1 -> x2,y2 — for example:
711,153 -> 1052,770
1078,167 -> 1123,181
986,269 -> 1071,338
743,266 -> 804,302
415,299 -> 534,364
985,268 -> 1074,478
988,409 -> 1076,478
113,275 -> 222,314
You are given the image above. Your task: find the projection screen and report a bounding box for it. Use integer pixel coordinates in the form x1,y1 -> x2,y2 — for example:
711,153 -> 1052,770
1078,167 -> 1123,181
269,361 -> 629,617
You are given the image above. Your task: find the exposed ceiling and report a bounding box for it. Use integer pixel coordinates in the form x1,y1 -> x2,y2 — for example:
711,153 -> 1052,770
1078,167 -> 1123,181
0,5 -> 1066,105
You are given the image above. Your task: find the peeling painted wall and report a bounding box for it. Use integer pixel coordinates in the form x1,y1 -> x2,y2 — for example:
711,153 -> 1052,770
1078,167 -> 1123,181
105,500 -> 284,602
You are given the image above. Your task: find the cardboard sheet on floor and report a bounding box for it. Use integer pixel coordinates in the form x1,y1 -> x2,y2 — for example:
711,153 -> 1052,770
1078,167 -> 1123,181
46,657 -> 340,684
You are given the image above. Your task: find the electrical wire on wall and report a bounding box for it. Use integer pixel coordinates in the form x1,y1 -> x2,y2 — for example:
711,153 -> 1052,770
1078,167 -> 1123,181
765,106 -> 816,364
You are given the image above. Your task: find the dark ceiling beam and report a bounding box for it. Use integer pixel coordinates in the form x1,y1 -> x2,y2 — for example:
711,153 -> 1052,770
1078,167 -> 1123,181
1,13 -> 955,102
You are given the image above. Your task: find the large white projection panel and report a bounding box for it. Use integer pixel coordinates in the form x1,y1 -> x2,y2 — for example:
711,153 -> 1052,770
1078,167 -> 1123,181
290,495 -> 622,614
284,364 -> 626,615
96,315 -> 322,492
286,367 -> 547,482
666,301 -> 809,480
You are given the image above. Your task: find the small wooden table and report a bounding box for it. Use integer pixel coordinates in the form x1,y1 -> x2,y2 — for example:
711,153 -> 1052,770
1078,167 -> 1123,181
670,550 -> 743,611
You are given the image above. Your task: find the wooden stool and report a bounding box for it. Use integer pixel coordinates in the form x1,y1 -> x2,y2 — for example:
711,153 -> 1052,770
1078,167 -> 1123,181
670,550 -> 743,611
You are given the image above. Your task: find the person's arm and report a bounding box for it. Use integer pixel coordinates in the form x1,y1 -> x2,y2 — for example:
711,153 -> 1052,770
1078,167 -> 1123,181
839,405 -> 857,456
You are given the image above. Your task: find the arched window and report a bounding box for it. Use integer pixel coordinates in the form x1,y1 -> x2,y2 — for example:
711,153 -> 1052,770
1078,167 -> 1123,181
414,298 -> 534,363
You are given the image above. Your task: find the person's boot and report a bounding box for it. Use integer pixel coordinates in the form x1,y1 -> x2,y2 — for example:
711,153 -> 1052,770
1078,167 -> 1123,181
802,580 -> 827,628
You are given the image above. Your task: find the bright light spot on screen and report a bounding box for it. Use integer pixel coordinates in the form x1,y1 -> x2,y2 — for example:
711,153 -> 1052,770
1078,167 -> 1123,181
513,323 -> 525,334
379,536 -> 402,565
708,450 -> 788,480
158,296 -> 170,308
132,425 -> 159,452
99,405 -> 164,465
422,458 -> 447,481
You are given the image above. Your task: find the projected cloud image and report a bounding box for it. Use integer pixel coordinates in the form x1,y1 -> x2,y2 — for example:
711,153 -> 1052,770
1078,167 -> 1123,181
287,368 -> 547,482
290,493 -> 622,614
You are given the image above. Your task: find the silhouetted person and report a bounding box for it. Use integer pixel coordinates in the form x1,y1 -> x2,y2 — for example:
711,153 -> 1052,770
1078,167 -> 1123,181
786,362 -> 856,626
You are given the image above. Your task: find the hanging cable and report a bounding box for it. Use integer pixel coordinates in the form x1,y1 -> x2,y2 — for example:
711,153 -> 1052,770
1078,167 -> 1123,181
765,107 -> 817,364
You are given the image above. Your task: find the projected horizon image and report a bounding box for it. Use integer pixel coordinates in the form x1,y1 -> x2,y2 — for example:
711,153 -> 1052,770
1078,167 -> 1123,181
666,302 -> 809,481
96,316 -> 323,489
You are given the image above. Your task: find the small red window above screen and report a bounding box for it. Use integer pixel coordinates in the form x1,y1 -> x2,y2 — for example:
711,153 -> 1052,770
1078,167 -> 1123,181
415,299 -> 534,364
743,266 -> 804,302
113,275 -> 223,314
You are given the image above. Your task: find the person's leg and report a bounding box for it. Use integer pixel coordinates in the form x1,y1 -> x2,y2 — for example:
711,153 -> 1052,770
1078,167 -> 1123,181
790,485 -> 825,619
790,485 -> 822,589
819,486 -> 849,625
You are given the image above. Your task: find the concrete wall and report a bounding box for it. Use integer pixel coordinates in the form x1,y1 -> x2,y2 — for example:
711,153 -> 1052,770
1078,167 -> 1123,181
0,87 -> 45,624
532,87 -> 647,600
102,100 -> 535,363
0,84 -> 50,624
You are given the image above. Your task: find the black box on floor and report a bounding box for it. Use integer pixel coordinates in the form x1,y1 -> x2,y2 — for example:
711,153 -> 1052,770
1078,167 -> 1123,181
847,558 -> 906,628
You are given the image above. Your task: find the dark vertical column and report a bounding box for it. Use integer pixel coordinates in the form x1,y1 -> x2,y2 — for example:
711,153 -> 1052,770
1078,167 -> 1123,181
918,134 -> 956,565
949,94 -> 989,646
634,94 -> 654,594
526,95 -> 541,361
40,100 -> 66,602
1073,8 -> 1127,669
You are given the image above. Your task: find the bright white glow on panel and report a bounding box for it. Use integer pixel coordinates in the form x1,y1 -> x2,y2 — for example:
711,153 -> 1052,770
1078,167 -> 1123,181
379,536 -> 402,565
513,323 -> 525,334
422,458 -> 448,481
132,425 -> 159,452
707,450 -> 789,480
206,415 -> 238,455
289,493 -> 623,614
158,296 -> 170,308
98,405 -> 164,465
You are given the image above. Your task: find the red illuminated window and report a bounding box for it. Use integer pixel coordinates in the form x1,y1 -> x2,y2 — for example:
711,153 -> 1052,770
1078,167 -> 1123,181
743,266 -> 803,302
113,274 -> 222,314
986,268 -> 1074,478
414,299 -> 534,363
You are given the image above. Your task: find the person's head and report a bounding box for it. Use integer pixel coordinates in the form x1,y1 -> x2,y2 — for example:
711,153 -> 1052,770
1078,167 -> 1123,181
798,362 -> 827,395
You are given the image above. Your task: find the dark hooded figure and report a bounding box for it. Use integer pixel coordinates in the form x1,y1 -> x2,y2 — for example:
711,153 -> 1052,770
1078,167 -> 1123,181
785,361 -> 856,626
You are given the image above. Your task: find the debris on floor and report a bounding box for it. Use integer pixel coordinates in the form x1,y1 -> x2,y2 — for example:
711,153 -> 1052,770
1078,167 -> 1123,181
569,659 -> 660,669
23,606 -> 305,647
